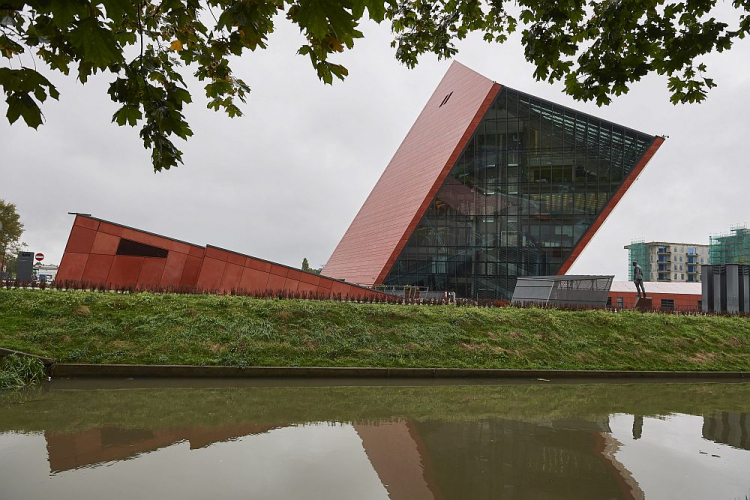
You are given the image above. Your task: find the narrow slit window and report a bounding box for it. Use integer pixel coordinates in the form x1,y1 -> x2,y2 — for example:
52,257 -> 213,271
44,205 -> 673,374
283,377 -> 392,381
116,238 -> 169,258
440,92 -> 453,107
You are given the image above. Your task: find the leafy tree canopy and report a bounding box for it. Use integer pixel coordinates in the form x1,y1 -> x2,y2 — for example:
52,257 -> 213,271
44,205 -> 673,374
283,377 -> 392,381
0,200 -> 25,270
2,0 -> 748,171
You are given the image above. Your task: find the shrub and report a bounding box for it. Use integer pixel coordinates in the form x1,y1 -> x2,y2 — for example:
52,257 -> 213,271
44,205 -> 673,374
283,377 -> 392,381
0,354 -> 47,390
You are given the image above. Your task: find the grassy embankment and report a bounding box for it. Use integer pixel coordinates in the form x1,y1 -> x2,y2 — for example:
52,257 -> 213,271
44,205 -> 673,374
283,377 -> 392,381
1,289 -> 749,371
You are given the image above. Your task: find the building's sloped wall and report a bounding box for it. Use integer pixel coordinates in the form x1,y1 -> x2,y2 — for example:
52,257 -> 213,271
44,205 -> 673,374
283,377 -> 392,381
195,245 -> 383,298
322,61 -> 500,286
56,215 -> 205,289
56,215 -> 384,299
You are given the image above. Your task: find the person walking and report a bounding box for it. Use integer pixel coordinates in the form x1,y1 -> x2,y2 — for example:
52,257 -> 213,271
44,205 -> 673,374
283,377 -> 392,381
633,261 -> 646,298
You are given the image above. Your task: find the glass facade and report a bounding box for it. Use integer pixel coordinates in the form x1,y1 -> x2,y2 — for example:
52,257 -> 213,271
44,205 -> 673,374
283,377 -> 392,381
383,87 -> 654,299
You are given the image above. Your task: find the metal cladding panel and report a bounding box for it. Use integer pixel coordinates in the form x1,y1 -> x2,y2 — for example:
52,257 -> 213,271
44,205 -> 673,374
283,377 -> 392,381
196,257 -> 227,291
238,267 -> 270,291
266,273 -> 286,291
283,278 -> 300,292
65,226 -> 97,254
160,251 -> 189,288
108,256 -> 145,285
57,253 -> 88,282
179,255 -> 203,287
219,262 -> 244,292
90,232 -> 120,255
137,258 -> 167,287
81,254 -> 114,284
323,61 -> 499,286
74,215 -> 99,231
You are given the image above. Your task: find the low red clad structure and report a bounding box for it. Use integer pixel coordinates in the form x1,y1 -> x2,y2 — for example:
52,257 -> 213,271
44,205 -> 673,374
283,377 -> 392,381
56,214 -> 384,299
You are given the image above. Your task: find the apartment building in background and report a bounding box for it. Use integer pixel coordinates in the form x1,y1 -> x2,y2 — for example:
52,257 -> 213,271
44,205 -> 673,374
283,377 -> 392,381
625,241 -> 709,283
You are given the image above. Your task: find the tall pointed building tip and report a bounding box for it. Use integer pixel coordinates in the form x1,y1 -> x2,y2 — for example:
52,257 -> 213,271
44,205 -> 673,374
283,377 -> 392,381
323,63 -> 663,299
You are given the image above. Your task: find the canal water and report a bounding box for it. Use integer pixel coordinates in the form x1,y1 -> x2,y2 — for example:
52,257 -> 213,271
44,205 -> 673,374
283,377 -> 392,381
1,379 -> 749,500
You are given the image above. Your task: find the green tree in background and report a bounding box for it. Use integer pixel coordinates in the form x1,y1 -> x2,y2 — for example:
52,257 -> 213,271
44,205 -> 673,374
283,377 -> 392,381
0,200 -> 25,276
301,257 -> 320,274
2,1 -> 748,172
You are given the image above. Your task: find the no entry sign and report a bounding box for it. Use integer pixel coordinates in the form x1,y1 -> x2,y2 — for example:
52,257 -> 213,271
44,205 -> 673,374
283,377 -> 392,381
35,253 -> 44,262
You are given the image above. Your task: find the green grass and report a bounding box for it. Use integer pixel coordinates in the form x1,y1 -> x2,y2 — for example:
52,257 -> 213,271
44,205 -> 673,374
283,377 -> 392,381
0,354 -> 46,389
1,288 -> 750,371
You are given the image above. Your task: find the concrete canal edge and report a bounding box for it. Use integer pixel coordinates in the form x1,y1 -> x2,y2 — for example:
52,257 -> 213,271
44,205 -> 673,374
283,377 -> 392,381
3,348 -> 749,380
50,363 -> 750,380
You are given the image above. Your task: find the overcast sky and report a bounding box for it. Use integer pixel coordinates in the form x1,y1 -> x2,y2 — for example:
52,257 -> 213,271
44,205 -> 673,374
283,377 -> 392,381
2,13 -> 749,281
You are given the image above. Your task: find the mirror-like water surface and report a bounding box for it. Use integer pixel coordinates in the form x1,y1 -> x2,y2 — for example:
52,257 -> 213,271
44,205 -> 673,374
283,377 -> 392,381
1,379 -> 749,500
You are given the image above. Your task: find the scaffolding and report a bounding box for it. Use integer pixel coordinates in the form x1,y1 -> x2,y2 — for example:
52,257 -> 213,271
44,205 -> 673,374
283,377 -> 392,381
628,240 -> 650,281
709,224 -> 750,265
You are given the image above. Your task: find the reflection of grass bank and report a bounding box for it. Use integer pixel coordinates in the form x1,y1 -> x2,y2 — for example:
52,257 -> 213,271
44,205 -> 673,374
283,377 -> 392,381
0,355 -> 45,389
1,289 -> 750,371
2,382 -> 750,434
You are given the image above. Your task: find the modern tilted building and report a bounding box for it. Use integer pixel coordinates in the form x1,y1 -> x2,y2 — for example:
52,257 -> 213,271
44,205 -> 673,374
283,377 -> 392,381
323,62 -> 664,299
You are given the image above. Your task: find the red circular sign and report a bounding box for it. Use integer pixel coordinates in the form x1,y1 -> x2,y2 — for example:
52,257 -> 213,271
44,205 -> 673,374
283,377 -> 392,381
35,253 -> 44,262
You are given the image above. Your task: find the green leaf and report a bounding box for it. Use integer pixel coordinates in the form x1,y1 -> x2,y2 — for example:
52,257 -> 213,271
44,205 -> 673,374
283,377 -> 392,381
6,93 -> 44,129
112,104 -> 142,126
49,0 -> 89,28
68,17 -> 125,68
101,0 -> 137,25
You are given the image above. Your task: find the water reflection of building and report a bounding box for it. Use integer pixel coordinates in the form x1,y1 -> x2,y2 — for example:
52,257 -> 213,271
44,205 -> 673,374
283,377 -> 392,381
43,417 -> 647,499
702,413 -> 750,450
45,424 -> 277,473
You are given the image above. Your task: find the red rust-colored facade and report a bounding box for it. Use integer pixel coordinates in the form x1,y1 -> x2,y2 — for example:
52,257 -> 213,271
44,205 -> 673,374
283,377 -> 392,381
56,214 -> 384,299
323,61 -> 500,286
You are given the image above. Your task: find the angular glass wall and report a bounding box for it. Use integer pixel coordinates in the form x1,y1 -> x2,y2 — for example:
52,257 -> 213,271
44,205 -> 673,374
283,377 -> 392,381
383,87 -> 655,299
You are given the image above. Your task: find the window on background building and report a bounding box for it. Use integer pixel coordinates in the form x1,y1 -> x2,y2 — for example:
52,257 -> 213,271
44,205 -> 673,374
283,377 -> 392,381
679,256 -> 683,262
681,274 -> 684,279
674,274 -> 677,279
701,258 -> 705,264
661,299 -> 675,310
616,297 -> 624,309
606,297 -> 612,308
698,300 -> 702,309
